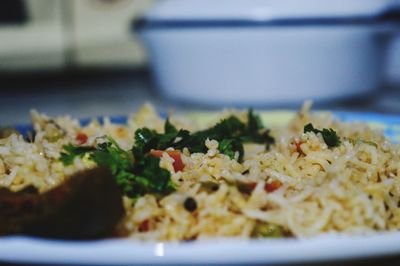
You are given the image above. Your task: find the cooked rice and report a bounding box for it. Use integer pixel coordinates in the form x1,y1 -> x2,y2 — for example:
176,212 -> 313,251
1,102 -> 400,241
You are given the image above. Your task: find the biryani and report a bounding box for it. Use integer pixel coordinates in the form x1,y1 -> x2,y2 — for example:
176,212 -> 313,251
0,102 -> 400,241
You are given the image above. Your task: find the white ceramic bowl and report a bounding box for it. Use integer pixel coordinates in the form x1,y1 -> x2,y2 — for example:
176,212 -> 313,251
137,0 -> 399,106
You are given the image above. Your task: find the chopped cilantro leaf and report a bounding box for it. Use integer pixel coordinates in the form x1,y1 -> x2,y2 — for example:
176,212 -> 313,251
164,118 -> 178,134
252,222 -> 285,238
60,109 -> 274,199
60,136 -> 175,199
304,123 -> 341,147
247,108 -> 263,132
303,123 -> 315,133
218,138 -> 243,160
134,128 -> 159,154
172,109 -> 274,160
60,145 -> 95,165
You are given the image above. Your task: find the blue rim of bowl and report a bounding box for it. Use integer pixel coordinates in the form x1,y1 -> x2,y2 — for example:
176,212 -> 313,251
133,12 -> 400,31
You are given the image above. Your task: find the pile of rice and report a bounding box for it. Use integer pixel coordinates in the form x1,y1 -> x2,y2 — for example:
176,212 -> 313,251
1,103 -> 400,241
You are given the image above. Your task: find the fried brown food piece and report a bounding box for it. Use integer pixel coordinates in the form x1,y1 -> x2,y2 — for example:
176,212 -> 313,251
0,127 -> 19,139
0,167 -> 125,240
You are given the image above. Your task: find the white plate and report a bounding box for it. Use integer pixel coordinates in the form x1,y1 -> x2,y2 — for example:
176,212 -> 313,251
2,111 -> 400,265
1,233 -> 400,265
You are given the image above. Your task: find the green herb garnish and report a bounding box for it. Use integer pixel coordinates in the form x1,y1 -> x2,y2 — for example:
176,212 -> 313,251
304,123 -> 341,147
218,138 -> 243,160
60,109 -> 274,198
61,136 -> 174,198
252,222 -> 285,238
133,109 -> 274,161
60,145 -> 95,165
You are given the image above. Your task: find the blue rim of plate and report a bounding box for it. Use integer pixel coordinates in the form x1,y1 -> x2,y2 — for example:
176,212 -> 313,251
333,111 -> 400,141
14,116 -> 128,138
13,111 -> 400,142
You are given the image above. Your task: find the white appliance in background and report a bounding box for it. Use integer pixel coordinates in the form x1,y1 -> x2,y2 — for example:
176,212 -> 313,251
0,0 -> 64,71
69,0 -> 153,67
0,0 -> 153,71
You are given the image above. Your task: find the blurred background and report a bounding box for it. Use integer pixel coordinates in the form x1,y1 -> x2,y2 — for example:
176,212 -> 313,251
0,0 -> 399,126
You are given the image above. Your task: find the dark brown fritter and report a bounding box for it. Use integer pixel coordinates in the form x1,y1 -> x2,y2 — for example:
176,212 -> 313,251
0,167 -> 125,240
0,127 -> 19,139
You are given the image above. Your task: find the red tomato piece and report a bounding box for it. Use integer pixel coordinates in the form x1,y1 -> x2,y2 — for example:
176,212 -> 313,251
150,150 -> 185,172
248,182 -> 257,191
264,180 -> 282,193
294,140 -> 304,154
76,132 -> 88,145
138,220 -> 150,232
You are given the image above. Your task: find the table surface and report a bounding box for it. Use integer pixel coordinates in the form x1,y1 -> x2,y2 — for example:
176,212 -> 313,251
0,69 -> 399,126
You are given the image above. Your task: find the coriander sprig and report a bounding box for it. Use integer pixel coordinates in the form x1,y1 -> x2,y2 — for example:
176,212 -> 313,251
304,123 -> 341,147
60,109 -> 274,198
